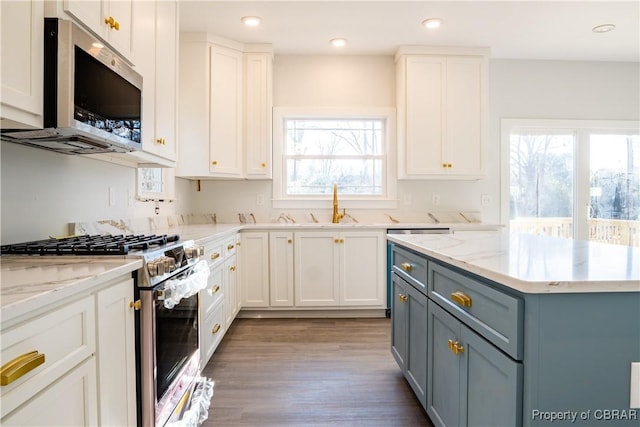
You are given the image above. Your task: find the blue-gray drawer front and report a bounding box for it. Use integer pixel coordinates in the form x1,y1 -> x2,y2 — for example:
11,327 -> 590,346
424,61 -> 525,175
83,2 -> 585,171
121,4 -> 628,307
392,245 -> 428,295
428,262 -> 523,360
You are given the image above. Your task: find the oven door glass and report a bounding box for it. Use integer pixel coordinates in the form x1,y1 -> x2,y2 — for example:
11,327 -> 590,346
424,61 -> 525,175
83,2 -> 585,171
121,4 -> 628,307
155,291 -> 199,400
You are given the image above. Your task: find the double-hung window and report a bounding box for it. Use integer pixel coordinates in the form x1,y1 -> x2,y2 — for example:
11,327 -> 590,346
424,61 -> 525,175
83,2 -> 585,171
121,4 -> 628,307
502,119 -> 640,247
273,108 -> 396,208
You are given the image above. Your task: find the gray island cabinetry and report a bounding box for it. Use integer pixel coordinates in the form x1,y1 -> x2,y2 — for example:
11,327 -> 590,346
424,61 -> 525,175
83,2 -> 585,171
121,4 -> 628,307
388,232 -> 640,427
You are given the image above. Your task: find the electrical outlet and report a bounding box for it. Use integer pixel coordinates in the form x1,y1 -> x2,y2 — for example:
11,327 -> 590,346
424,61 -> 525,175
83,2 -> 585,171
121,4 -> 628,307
109,187 -> 116,207
256,194 -> 265,206
403,193 -> 412,205
481,194 -> 492,207
432,195 -> 441,206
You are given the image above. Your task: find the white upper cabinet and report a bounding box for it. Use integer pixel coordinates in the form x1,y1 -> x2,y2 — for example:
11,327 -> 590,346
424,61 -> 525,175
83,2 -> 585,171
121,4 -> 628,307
130,0 -> 178,166
177,33 -> 273,179
396,47 -> 489,179
244,51 -> 273,179
1,0 -> 43,129
61,0 -> 134,63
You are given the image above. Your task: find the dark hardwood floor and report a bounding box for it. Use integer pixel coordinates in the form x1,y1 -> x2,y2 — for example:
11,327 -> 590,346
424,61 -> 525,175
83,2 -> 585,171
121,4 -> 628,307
201,317 -> 433,427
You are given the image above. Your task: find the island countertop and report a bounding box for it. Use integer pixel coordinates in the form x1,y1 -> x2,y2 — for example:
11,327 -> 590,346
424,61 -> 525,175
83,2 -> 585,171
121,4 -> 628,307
386,231 -> 640,293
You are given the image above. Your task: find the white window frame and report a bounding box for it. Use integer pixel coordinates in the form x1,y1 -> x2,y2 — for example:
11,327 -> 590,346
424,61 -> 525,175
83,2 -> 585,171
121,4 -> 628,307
500,118 -> 640,240
272,107 -> 397,209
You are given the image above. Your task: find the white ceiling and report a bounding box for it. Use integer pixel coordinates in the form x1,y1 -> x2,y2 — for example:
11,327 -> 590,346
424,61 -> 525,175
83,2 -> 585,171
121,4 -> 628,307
179,1 -> 639,61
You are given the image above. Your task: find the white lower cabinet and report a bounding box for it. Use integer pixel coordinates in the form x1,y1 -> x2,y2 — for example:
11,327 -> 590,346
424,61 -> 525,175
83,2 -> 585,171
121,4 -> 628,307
95,277 -> 137,426
224,253 -> 239,325
240,232 -> 270,307
269,231 -> 295,307
294,230 -> 386,307
0,274 -> 136,426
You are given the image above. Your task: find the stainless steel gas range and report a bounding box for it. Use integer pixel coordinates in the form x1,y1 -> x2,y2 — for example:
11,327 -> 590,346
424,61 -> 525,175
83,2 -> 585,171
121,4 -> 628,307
1,234 -> 215,427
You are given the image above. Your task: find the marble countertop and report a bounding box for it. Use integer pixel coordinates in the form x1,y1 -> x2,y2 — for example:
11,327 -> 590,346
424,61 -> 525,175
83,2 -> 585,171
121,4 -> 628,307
387,231 -> 640,294
1,256 -> 142,325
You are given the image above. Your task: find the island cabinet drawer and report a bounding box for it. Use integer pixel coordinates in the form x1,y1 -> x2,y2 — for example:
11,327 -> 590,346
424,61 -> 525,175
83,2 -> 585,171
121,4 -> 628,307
0,296 -> 96,416
392,245 -> 428,295
428,262 -> 523,360
201,263 -> 224,317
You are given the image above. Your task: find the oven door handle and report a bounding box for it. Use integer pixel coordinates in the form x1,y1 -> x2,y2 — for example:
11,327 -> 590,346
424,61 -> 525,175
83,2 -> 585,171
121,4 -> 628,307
162,260 -> 210,309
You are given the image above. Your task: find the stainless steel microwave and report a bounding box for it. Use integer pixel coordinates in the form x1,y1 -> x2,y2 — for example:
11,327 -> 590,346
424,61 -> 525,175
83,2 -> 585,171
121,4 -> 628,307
0,18 -> 142,155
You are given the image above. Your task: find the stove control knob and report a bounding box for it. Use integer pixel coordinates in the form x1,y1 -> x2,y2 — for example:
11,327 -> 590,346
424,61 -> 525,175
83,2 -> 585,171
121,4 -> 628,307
185,245 -> 204,260
164,256 -> 176,273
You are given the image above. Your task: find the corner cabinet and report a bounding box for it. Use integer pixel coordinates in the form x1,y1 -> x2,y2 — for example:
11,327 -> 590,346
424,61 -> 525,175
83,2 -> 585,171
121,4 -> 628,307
1,0 -> 44,129
177,33 -> 273,179
396,47 -> 489,179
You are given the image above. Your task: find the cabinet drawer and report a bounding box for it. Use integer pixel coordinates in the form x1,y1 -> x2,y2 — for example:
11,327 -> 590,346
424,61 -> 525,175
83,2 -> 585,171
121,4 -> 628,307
428,262 -> 523,360
204,238 -> 224,266
224,235 -> 238,257
392,245 -> 428,294
1,296 -> 96,415
201,302 -> 225,366
201,263 -> 224,317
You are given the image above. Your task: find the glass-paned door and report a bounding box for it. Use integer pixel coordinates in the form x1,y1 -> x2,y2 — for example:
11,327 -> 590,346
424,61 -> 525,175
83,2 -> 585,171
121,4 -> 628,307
509,132 -> 574,238
589,134 -> 640,246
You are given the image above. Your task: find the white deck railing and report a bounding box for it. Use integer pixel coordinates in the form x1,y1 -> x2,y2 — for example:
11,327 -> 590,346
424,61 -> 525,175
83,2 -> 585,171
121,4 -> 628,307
509,218 -> 640,247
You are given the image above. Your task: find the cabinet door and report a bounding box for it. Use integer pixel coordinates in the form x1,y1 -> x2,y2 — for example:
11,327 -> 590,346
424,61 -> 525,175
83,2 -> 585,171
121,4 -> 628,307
209,44 -> 243,177
224,254 -> 238,325
240,232 -> 270,307
105,0 -> 133,60
390,274 -> 408,370
269,231 -> 294,306
244,52 -> 273,179
64,0 -> 104,39
294,232 -> 340,306
461,324 -> 523,427
427,300 -> 461,427
445,57 -> 484,175
153,0 -> 178,161
340,230 -> 385,306
406,284 -> 428,410
1,357 -> 98,426
1,0 -> 43,128
96,278 -> 137,427
402,56 -> 445,176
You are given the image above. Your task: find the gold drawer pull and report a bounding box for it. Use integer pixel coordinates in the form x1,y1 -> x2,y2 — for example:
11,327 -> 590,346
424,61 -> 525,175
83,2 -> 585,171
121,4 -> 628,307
210,252 -> 220,260
129,300 -> 141,310
211,285 -> 220,294
212,324 -> 221,334
287,239 -> 292,244
448,339 -> 455,351
450,291 -> 472,307
1,351 -> 46,385
453,341 -> 464,355
227,244 -> 234,250
261,162 -> 267,167
398,294 -> 408,303
400,262 -> 412,272
230,265 -> 236,271
212,160 -> 218,166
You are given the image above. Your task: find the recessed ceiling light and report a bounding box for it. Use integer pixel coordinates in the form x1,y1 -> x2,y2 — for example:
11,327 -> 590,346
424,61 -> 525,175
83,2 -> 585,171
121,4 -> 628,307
241,16 -> 261,27
422,18 -> 442,29
330,38 -> 347,48
592,23 -> 616,33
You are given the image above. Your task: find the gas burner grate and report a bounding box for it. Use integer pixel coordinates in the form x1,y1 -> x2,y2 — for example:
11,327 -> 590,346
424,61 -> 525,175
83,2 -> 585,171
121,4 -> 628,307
0,234 -> 180,256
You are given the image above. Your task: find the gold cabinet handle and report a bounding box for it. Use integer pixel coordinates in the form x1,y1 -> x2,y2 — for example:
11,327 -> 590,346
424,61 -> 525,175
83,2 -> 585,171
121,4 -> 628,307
104,16 -> 115,28
398,294 -> 408,303
236,241 -> 241,246
211,285 -> 220,294
1,351 -> 46,385
113,20 -> 120,31
261,162 -> 267,167
287,239 -> 292,244
400,262 -> 412,272
212,160 -> 218,165
212,324 -> 221,334
450,291 -> 472,307
230,265 -> 236,271
129,300 -> 141,310
227,244 -> 234,250
448,339 -> 464,355
155,138 -> 166,145
334,238 -> 340,243
210,252 -> 220,260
